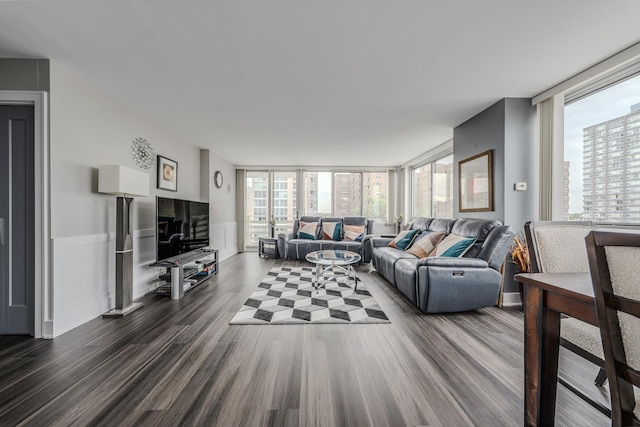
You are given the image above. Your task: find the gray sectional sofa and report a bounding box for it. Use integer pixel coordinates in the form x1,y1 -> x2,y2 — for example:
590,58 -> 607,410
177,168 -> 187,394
369,217 -> 514,313
277,216 -> 375,262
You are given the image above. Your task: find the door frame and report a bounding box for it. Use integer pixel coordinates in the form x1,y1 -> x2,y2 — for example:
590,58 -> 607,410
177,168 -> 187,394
0,91 -> 49,338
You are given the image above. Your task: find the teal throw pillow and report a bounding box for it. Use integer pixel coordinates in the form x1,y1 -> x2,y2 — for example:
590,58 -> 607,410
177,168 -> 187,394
322,221 -> 343,241
387,229 -> 420,251
297,221 -> 318,240
430,233 -> 476,257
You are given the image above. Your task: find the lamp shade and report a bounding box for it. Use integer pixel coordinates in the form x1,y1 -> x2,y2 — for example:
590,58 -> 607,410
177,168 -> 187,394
98,165 -> 149,197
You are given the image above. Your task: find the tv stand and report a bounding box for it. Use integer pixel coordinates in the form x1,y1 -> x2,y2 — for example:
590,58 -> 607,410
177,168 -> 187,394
150,248 -> 218,299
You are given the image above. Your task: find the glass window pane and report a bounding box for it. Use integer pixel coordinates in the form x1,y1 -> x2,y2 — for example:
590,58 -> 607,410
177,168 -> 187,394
303,171 -> 332,216
564,74 -> 640,223
271,171 -> 297,236
413,164 -> 432,217
334,172 -> 362,216
433,155 -> 453,217
245,171 -> 269,248
363,172 -> 388,220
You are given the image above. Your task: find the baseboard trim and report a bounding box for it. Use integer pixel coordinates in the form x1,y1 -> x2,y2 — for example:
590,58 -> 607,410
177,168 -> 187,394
501,292 -> 522,307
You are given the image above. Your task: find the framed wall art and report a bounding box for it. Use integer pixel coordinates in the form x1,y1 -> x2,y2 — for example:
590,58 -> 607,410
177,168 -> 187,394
157,155 -> 178,191
458,150 -> 493,212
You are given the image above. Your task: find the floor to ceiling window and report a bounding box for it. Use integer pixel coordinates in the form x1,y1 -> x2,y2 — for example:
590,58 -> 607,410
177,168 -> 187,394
244,169 -> 389,249
272,171 -> 297,236
564,73 -> 640,224
244,171 -> 298,249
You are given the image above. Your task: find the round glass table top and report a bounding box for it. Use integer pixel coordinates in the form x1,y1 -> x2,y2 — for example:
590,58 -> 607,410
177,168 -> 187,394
305,250 -> 361,266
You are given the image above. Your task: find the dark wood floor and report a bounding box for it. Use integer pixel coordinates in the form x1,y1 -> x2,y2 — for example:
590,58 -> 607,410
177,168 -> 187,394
0,253 -> 610,426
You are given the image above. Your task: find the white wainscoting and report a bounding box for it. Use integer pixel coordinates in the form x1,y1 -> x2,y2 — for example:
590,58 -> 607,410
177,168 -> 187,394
52,233 -> 113,337
50,223 -> 238,338
210,221 -> 238,261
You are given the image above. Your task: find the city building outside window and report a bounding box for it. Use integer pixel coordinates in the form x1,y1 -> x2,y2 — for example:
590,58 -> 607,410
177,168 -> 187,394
411,154 -> 453,219
564,74 -> 640,224
302,171 -> 388,221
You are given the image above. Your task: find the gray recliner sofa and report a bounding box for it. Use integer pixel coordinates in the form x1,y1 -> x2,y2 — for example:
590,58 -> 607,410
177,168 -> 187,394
277,216 -> 375,262
369,217 -> 514,313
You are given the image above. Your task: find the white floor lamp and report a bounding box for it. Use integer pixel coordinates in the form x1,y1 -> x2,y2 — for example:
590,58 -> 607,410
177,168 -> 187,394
98,165 -> 149,317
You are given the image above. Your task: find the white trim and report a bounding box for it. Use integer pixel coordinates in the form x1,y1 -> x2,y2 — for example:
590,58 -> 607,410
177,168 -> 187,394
532,41 -> 640,105
565,57 -> 640,105
400,139 -> 453,169
0,91 -> 49,339
501,292 -> 522,307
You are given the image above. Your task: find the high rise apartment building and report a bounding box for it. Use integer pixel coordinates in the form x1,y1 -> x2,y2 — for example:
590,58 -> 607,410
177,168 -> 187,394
582,104 -> 640,222
413,160 -> 453,218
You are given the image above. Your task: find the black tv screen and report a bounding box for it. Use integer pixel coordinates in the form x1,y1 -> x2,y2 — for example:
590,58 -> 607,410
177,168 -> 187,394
156,196 -> 210,262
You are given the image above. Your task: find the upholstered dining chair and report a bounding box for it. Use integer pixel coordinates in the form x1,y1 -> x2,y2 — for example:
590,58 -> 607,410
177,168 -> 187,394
586,230 -> 640,427
524,221 -> 607,395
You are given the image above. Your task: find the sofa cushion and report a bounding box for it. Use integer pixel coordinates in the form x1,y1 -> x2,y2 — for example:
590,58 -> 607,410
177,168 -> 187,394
322,221 -> 343,240
406,231 -> 445,258
374,246 -> 417,285
297,221 -> 318,240
388,229 -> 420,250
309,240 -> 337,252
333,241 -> 363,253
428,218 -> 458,234
430,233 -> 476,257
408,217 -> 433,232
344,224 -> 366,241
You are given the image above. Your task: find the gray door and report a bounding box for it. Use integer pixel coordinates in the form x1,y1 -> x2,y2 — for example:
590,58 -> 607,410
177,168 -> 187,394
0,105 -> 35,335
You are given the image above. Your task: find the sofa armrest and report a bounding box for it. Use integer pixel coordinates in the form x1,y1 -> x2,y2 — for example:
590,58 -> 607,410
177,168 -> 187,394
278,232 -> 295,241
371,237 -> 393,248
361,234 -> 376,263
277,232 -> 295,259
416,257 -> 489,269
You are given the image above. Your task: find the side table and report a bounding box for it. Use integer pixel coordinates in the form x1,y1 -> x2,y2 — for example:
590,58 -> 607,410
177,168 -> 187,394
258,237 -> 279,258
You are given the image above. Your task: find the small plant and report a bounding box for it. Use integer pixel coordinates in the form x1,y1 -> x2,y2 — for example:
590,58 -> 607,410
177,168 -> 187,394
510,232 -> 530,273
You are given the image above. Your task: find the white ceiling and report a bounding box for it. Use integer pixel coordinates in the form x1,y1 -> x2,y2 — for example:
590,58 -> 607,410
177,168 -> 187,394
2,1 -> 640,168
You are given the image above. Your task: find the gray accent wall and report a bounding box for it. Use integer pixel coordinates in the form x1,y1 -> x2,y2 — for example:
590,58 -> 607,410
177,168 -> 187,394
454,99 -> 506,222
453,98 -> 536,295
453,98 -> 536,231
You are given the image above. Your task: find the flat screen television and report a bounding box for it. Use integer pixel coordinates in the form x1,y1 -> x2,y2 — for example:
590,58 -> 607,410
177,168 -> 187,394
156,196 -> 210,262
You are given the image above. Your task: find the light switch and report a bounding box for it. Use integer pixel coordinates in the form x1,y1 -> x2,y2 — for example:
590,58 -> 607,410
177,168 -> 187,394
515,182 -> 527,191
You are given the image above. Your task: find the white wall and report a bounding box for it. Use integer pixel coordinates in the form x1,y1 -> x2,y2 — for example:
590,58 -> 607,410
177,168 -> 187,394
201,149 -> 238,261
48,61 -> 237,337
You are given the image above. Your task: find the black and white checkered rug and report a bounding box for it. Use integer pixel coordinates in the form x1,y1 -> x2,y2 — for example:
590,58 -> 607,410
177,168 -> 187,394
229,266 -> 390,324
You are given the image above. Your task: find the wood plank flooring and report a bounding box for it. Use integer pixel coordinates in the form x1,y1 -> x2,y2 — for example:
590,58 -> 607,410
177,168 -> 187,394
0,253 -> 610,426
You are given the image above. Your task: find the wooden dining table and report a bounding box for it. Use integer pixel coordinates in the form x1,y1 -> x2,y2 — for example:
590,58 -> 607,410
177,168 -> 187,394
515,272 -> 599,427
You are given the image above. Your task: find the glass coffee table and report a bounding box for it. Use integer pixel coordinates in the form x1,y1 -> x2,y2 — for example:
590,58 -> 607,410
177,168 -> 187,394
305,250 -> 361,291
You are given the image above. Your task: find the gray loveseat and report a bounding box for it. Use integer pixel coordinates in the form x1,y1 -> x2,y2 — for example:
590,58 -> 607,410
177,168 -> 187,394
277,216 -> 375,262
369,217 -> 514,313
